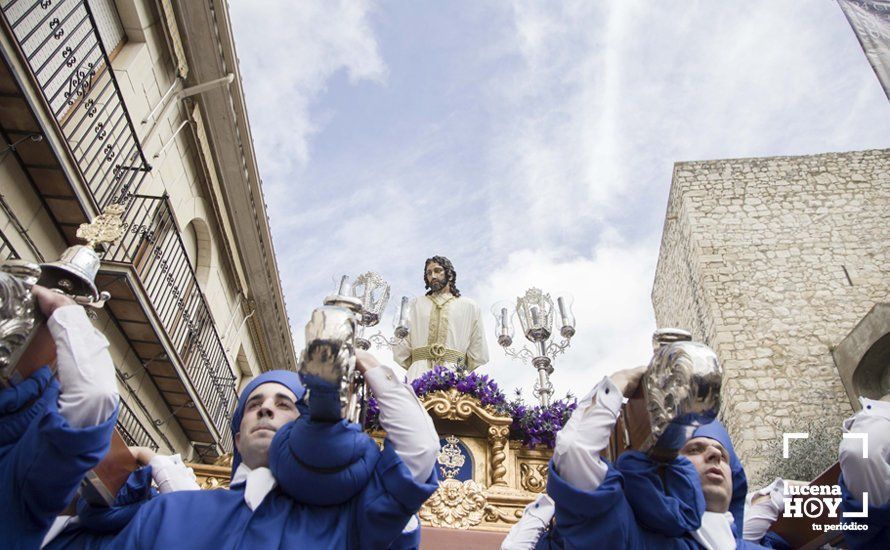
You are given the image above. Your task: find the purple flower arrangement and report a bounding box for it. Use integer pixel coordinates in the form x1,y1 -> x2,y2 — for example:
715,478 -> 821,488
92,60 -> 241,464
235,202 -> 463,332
364,365 -> 576,449
507,394 -> 577,449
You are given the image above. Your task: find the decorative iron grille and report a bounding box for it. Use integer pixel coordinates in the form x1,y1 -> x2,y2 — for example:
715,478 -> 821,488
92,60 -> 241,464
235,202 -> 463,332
0,230 -> 18,260
0,0 -> 150,207
117,396 -> 160,451
107,194 -> 237,451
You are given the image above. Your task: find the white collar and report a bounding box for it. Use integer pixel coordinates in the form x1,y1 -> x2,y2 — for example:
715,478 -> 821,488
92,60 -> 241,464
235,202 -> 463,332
231,463 -> 277,511
691,511 -> 736,550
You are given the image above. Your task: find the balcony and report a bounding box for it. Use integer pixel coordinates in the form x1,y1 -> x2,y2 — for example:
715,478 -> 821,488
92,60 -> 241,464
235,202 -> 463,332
1,0 -> 149,215
100,194 -> 237,456
1,1 -> 235,458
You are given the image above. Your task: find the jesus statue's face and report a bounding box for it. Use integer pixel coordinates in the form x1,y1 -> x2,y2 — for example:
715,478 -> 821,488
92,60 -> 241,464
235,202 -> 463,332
425,261 -> 449,293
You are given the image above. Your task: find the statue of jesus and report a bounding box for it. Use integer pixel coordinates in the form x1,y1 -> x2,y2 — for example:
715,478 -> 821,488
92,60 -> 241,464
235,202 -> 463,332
393,255 -> 489,381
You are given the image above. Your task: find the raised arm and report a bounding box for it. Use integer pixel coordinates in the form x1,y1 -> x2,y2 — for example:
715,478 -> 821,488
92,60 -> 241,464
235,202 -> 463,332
838,397 -> 890,548
36,286 -> 119,429
501,494 -> 555,549
4,287 -> 119,547
553,367 -> 643,491
358,350 -> 439,482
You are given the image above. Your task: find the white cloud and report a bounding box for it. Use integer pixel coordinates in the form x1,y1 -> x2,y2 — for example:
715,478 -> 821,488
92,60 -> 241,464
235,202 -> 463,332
227,0 -> 890,406
229,0 -> 386,177
468,234 -> 658,403
487,0 -> 889,255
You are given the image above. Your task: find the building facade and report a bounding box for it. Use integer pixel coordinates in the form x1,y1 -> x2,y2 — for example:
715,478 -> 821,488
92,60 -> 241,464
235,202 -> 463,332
0,0 -> 295,461
652,148 -> 889,479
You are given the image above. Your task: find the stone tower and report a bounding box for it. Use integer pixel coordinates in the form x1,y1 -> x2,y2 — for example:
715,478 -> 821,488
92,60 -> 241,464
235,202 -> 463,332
652,148 -> 889,478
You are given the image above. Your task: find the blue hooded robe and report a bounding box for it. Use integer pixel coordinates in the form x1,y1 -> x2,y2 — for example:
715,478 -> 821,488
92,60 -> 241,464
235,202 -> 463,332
0,366 -> 118,549
838,473 -> 890,549
539,420 -> 768,549
107,370 -> 438,549
45,465 -> 157,549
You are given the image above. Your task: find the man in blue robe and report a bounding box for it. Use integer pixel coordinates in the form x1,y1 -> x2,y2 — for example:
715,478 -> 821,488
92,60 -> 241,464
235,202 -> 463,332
110,350 -> 439,549
0,286 -> 119,549
43,448 -> 200,549
507,366 -> 768,549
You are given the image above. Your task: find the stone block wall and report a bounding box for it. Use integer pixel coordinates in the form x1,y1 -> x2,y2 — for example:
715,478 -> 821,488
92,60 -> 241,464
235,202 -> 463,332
652,149 -> 890,479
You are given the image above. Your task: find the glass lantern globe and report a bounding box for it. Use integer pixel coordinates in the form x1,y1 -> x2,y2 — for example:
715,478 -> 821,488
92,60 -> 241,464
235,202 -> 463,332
490,300 -> 515,347
555,292 -> 576,338
515,288 -> 553,342
392,295 -> 414,339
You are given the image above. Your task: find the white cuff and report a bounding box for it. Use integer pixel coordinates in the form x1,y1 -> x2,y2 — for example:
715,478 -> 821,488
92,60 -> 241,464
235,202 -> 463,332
49,305 -> 118,428
501,494 -> 554,549
402,515 -> 419,533
743,478 -> 785,541
148,454 -> 200,493
365,366 -> 440,483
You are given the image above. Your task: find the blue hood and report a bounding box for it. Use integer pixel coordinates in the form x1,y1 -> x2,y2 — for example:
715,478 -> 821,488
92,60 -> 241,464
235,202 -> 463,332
692,420 -> 747,537
231,370 -> 305,475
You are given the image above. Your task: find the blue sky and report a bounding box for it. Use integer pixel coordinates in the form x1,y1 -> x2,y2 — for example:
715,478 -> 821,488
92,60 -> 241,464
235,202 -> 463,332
229,0 -> 890,401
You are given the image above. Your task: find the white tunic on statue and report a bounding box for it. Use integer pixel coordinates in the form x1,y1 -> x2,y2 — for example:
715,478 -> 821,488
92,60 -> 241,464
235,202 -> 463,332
393,292 -> 489,381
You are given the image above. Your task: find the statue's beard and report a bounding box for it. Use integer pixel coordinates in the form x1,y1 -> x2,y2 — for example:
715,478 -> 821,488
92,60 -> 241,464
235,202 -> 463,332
428,278 -> 447,292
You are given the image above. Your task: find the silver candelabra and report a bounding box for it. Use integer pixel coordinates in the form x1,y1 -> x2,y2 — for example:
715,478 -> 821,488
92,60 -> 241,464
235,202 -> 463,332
332,272 -> 411,350
492,288 -> 576,406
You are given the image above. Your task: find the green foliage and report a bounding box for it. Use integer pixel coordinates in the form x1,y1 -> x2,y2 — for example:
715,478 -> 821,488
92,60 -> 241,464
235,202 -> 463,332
754,415 -> 840,488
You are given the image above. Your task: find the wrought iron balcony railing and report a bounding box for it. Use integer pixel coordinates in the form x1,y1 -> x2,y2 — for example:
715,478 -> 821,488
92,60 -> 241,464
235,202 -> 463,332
105,194 -> 237,451
0,229 -> 17,260
117,395 -> 159,452
0,0 -> 149,208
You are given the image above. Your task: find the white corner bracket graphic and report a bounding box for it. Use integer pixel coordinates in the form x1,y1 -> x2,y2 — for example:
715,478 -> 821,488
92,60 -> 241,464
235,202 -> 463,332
783,432 -> 809,458
841,431 -> 871,518
843,432 -> 869,459
844,491 -> 870,518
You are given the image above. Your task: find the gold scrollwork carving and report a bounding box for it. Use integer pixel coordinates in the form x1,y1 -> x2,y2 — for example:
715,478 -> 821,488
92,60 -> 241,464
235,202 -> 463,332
488,425 -> 509,486
199,476 -> 230,490
76,203 -> 125,249
520,462 -> 548,493
425,389 -> 477,421
422,389 -> 513,424
482,503 -> 522,525
213,453 -> 233,468
419,478 -> 488,529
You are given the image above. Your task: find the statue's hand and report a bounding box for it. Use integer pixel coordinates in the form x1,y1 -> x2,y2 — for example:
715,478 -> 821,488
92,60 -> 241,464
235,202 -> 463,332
609,366 -> 647,397
354,349 -> 381,374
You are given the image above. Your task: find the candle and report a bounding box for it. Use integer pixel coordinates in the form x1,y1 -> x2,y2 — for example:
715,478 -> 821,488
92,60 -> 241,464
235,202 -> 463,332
399,296 -> 410,325
530,305 -> 540,327
557,296 -> 571,327
337,275 -> 350,296
500,307 -> 509,331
